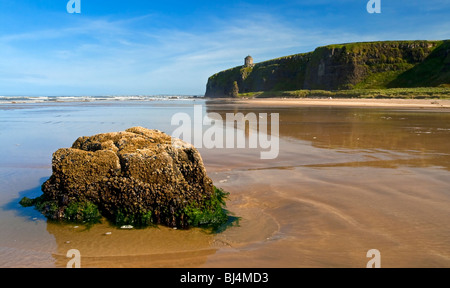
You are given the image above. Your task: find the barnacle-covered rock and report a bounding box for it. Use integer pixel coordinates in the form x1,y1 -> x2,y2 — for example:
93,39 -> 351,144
25,127 -> 229,229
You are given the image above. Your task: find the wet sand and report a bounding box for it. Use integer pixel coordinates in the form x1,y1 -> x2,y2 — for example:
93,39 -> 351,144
202,100 -> 450,267
1,99 -> 450,267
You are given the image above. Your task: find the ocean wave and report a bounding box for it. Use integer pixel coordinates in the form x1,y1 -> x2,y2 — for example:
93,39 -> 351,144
0,95 -> 198,104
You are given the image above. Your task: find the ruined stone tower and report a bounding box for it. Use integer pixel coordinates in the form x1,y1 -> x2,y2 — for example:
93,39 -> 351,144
244,55 -> 254,67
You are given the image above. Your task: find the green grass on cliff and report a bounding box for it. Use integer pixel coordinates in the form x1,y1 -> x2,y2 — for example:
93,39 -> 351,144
324,40 -> 443,53
239,87 -> 450,99
388,41 -> 450,88
325,40 -> 447,89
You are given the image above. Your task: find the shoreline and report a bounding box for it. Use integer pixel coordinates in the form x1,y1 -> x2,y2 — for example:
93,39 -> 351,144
206,97 -> 450,110
2,96 -> 450,111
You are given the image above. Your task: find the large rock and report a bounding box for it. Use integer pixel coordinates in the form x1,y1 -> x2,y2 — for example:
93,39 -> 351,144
35,127 -> 227,229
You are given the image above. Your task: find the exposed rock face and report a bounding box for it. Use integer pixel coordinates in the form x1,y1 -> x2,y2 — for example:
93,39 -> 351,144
205,40 -> 449,97
39,127 -> 221,228
205,53 -> 311,97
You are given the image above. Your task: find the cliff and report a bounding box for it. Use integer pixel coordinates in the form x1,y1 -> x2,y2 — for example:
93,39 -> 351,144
205,40 -> 450,98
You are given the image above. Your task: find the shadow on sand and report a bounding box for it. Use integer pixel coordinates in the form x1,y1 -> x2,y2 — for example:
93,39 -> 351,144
1,177 -> 48,222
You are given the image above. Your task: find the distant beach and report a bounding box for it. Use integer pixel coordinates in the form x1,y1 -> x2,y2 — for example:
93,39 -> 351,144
1,98 -> 450,267
207,97 -> 450,110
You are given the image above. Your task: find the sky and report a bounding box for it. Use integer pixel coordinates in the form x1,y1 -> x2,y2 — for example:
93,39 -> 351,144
0,0 -> 449,96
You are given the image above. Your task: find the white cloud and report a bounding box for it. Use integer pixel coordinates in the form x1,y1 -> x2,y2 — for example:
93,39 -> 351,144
0,10 -> 448,96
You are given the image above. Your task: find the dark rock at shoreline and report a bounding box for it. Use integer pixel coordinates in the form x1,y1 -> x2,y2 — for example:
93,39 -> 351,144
29,127 -> 228,229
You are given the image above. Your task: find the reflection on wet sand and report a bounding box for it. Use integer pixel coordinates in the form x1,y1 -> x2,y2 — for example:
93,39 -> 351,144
200,102 -> 450,267
205,104 -> 450,171
48,222 -> 216,268
47,205 -> 280,268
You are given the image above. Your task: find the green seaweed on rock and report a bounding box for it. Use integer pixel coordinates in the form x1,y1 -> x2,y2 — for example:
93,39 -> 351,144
19,186 -> 237,232
64,201 -> 102,224
20,195 -> 101,224
183,186 -> 239,233
113,209 -> 153,228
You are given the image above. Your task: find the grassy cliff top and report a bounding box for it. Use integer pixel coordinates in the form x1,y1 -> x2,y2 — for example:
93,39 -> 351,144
239,87 -> 450,100
230,40 -> 444,70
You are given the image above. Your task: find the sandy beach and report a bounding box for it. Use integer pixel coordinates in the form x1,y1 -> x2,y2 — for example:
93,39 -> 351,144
1,98 -> 450,268
210,97 -> 450,110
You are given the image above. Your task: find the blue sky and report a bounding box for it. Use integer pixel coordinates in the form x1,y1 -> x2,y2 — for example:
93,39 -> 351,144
0,0 -> 449,96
